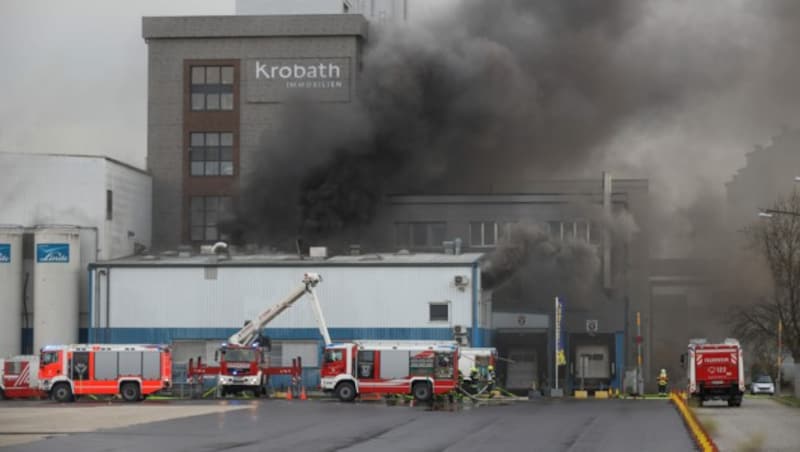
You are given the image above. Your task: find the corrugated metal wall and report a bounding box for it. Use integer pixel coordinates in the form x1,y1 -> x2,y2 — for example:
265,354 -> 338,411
93,264 -> 476,333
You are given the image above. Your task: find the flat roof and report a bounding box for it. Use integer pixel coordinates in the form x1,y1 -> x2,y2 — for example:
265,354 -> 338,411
90,252 -> 484,269
143,14 -> 369,40
0,151 -> 149,175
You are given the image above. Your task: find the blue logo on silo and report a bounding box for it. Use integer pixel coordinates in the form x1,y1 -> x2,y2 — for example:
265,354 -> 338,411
36,243 -> 70,263
0,244 -> 10,263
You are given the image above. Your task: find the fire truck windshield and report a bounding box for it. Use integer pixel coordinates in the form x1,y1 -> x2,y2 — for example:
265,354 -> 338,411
325,350 -> 343,363
224,349 -> 256,362
41,351 -> 58,365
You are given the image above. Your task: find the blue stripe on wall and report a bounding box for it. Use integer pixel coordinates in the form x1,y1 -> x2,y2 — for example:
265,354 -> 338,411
93,327 -> 460,344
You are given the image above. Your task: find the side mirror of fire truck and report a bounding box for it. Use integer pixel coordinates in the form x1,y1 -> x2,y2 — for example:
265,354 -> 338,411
679,353 -> 686,368
214,350 -> 220,363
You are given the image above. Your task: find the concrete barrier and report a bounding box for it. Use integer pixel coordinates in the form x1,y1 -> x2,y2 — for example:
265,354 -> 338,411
574,390 -> 588,398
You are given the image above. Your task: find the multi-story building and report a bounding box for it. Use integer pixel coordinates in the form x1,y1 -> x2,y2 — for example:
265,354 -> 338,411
143,14 -> 368,249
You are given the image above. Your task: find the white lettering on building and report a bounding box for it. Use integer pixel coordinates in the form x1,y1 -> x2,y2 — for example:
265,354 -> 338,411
255,62 -> 343,80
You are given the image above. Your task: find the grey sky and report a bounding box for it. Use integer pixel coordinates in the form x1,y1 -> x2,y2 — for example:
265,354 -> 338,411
0,0 -> 233,169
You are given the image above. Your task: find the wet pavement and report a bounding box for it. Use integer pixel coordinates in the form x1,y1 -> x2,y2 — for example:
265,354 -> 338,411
1,398 -> 695,452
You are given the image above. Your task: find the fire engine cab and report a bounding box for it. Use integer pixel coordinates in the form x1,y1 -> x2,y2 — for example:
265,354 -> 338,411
38,343 -> 172,402
320,341 -> 460,402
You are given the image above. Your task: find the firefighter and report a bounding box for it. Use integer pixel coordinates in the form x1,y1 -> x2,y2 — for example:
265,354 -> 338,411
657,368 -> 669,396
469,366 -> 480,393
487,365 -> 496,391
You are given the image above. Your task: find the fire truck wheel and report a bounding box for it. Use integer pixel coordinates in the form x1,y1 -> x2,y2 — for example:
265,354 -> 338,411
0,388 -> 5,400
412,382 -> 432,402
52,383 -> 73,403
335,382 -> 356,402
120,382 -> 141,402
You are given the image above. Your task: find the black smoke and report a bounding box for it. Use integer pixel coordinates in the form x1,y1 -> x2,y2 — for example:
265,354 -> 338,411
228,0 -> 800,261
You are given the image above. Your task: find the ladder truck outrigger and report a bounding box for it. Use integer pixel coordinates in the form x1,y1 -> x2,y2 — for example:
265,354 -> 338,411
187,273 -> 331,397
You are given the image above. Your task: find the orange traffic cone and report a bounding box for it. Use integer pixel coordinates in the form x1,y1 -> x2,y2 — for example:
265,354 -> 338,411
286,388 -> 293,400
300,386 -> 307,401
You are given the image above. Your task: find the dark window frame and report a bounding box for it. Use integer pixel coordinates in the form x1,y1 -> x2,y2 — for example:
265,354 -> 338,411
394,221 -> 446,249
106,190 -> 113,221
429,302 -> 449,322
190,65 -> 235,112
189,195 -> 233,242
189,131 -> 235,177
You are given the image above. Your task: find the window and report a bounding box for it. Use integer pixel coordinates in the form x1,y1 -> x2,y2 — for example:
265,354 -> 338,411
189,132 -> 234,176
325,350 -> 343,363
106,190 -> 113,220
469,221 -> 498,247
394,222 -> 446,249
548,221 -> 593,242
191,66 -> 234,111
429,303 -> 449,322
190,196 -> 233,242
41,352 -> 58,365
223,348 -> 255,362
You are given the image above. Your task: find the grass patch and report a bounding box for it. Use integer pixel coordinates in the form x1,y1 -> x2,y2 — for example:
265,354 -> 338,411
772,395 -> 800,408
696,415 -> 718,437
735,432 -> 765,452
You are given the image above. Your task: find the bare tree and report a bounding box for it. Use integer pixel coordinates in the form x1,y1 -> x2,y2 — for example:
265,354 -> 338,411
731,190 -> 800,362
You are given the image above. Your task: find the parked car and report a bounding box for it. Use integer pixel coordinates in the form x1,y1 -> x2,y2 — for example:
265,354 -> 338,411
750,375 -> 775,395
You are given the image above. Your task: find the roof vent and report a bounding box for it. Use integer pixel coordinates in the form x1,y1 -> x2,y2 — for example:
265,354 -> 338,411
309,246 -> 328,259
395,249 -> 411,255
442,241 -> 455,255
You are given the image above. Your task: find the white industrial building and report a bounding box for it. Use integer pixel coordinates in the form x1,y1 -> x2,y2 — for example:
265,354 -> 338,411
0,152 -> 152,357
87,251 -> 485,387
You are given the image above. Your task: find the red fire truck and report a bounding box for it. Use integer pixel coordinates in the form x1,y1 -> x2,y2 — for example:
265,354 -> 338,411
1,355 -> 45,399
187,273 -> 330,396
320,341 -> 460,402
38,344 -> 172,402
686,338 -> 744,407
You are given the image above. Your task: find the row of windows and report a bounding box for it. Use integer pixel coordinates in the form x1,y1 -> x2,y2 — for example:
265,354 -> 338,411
394,220 -> 600,249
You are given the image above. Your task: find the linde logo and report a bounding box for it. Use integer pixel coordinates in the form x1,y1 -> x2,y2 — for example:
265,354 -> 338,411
36,243 -> 70,263
0,244 -> 10,263
254,61 -> 345,89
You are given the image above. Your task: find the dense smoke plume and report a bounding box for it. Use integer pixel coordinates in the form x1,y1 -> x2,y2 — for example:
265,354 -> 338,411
230,0 -> 800,288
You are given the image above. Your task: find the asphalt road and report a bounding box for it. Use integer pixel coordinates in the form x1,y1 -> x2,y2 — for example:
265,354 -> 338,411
1,398 -> 695,452
694,396 -> 800,451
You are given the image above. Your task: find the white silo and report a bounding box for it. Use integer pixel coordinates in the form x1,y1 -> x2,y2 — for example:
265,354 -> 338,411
33,225 -> 81,352
0,225 -> 24,357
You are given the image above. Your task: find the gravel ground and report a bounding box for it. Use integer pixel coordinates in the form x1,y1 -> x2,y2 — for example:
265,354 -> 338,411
693,396 -> 800,451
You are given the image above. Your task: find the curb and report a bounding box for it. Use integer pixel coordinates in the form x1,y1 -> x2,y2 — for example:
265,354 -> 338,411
669,391 -> 718,452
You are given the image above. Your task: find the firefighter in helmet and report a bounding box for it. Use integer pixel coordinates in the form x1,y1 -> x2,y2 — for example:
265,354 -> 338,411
657,368 -> 669,396
487,365 -> 496,391
469,366 -> 480,393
